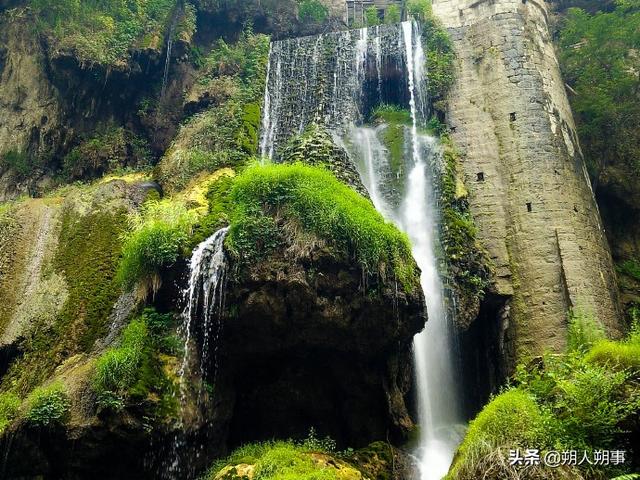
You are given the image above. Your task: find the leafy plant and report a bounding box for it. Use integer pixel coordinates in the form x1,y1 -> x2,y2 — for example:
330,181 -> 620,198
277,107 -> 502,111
384,5 -> 401,24
298,0 -> 328,23
365,6 -> 381,26
93,319 -> 148,399
558,1 -> 640,179
25,383 -> 70,427
407,0 -> 433,21
567,309 -> 605,353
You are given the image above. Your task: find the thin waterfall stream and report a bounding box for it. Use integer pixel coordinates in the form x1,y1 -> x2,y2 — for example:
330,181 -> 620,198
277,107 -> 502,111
259,20 -> 464,479
168,226 -> 229,479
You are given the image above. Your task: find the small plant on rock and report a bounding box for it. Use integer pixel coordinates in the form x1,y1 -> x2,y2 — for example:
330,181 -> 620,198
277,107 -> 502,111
25,383 -> 70,427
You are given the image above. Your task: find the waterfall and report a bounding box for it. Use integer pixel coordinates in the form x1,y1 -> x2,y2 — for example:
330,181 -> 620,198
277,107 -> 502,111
161,4 -> 181,100
259,23 -> 408,161
258,20 -> 463,479
168,226 -> 229,479
179,226 -> 229,387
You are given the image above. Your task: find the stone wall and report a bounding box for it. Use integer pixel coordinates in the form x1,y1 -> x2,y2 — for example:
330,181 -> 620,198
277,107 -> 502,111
431,0 -> 622,362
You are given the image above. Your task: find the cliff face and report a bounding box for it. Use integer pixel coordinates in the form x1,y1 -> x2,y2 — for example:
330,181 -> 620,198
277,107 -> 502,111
432,0 -> 622,366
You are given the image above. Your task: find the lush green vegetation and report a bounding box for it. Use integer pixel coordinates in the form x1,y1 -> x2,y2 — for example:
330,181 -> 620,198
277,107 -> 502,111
63,126 -> 150,181
385,5 -> 401,24
449,317 -> 640,479
365,6 -> 381,26
118,198 -> 198,291
420,7 -> 456,102
557,0 -> 640,179
618,259 -> 640,282
297,0 -> 328,23
207,430 -> 360,480
156,31 -> 269,192
25,382 -> 70,427
92,310 -> 178,414
0,392 -> 21,433
29,0 -> 183,67
407,0 -> 433,22
225,163 -> 419,289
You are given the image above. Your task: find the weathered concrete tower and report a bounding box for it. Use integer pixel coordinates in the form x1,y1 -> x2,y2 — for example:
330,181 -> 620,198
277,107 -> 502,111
431,0 -> 621,361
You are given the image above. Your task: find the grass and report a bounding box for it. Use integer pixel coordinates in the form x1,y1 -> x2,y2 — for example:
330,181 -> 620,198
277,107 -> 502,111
155,31 -> 269,192
93,318 -> 148,397
92,310 -> 179,415
207,437 -> 356,480
0,392 -> 21,433
25,382 -> 70,427
118,198 -> 198,291
618,259 -> 640,282
449,321 -> 640,479
226,163 -> 419,290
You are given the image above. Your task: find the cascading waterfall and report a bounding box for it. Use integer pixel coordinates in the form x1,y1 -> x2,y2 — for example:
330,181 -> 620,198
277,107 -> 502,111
258,20 -> 463,479
179,226 -> 229,384
168,226 -> 229,478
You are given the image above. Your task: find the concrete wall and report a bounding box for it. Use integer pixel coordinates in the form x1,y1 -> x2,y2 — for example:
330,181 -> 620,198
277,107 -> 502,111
431,0 -> 622,360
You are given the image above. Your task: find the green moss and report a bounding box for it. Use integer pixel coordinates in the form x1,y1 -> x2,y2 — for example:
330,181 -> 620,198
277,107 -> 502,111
439,134 -> 488,303
371,105 -> 412,126
118,199 -> 198,290
1,208 -> 126,394
227,163 -> 419,290
25,382 -> 70,427
0,392 -> 21,433
56,209 -> 126,351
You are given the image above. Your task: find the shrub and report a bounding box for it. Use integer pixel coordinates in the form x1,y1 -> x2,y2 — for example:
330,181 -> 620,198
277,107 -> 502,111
548,361 -> 636,450
567,309 -> 605,352
0,392 -> 21,432
63,127 -> 150,181
227,163 -> 419,290
208,440 -> 342,480
25,383 -> 70,427
365,6 -> 381,26
407,0 -> 433,22
93,319 -> 148,398
298,0 -> 328,23
384,5 -> 401,24
29,0 -> 177,67
118,199 -> 198,290
0,150 -> 33,178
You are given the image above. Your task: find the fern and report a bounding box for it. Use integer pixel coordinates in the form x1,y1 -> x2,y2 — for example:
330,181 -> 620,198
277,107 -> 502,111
610,474 -> 640,480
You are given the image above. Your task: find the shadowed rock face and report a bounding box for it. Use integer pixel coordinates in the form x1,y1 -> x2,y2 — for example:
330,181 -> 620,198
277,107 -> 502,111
218,241 -> 425,448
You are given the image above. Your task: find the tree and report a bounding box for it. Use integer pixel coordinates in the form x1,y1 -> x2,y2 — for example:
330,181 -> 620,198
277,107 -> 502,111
384,5 -> 401,24
406,0 -> 432,22
298,0 -> 328,23
558,0 -> 640,179
365,6 -> 380,26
